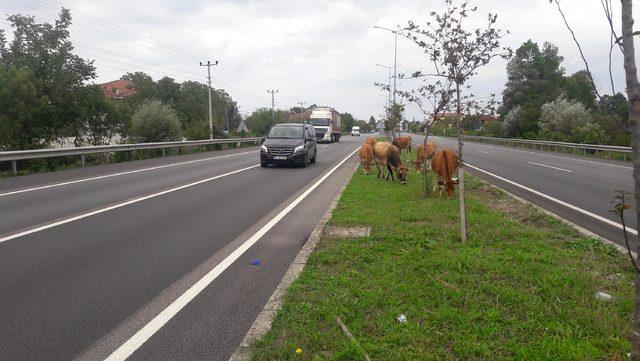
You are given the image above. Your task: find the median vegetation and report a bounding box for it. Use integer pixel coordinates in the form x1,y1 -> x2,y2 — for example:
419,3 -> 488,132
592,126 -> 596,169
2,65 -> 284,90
250,156 -> 634,359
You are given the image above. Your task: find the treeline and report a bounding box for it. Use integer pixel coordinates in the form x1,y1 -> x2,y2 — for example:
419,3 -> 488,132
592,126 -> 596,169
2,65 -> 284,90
0,9 -> 240,151
474,40 -> 628,145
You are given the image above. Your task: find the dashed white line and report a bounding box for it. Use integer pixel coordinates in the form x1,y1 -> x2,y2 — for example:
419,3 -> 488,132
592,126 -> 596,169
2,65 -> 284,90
104,146 -> 360,361
477,151 -> 491,155
465,163 -> 636,235
0,165 -> 260,244
527,161 -> 572,173
0,151 -> 255,197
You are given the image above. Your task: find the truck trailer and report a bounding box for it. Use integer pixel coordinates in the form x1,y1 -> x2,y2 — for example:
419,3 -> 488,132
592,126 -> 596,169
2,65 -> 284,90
309,108 -> 341,143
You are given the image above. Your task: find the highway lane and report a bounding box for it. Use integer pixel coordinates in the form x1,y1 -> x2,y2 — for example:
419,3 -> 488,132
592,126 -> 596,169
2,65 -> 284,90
0,137 -> 360,360
411,134 -> 635,248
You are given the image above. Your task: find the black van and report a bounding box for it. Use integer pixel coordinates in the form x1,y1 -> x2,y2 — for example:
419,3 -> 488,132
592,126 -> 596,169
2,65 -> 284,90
260,123 -> 317,167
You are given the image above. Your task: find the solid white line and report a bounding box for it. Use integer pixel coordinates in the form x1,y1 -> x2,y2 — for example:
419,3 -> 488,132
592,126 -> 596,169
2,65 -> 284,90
0,165 -> 260,244
0,151 -> 255,197
104,146 -> 360,361
465,163 -> 637,235
527,161 -> 572,173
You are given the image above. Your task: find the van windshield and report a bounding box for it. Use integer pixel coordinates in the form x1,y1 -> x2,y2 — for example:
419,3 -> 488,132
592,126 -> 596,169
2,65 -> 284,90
309,118 -> 330,127
268,126 -> 303,139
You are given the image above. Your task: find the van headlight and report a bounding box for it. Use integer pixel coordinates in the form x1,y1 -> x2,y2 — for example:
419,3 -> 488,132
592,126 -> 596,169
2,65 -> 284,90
293,145 -> 305,153
261,145 -> 268,153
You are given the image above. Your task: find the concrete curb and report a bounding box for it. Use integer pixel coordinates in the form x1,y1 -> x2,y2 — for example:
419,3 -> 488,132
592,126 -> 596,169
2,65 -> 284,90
229,163 -> 358,361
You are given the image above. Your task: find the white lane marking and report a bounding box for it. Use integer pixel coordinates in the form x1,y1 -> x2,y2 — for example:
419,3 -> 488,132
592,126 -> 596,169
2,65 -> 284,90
322,145 -> 328,148
0,165 -> 260,244
527,161 -> 572,173
477,151 -> 491,155
465,163 -> 637,235
104,146 -> 360,361
0,151 -> 255,197
422,136 -> 633,170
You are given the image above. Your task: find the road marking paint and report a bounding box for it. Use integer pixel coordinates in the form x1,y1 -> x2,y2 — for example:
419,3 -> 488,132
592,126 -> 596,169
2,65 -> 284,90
322,145 -> 328,148
422,136 -> 633,170
465,163 -> 637,235
0,151 -> 256,197
477,151 -> 491,155
0,165 -> 260,244
527,161 -> 572,173
104,146 -> 360,361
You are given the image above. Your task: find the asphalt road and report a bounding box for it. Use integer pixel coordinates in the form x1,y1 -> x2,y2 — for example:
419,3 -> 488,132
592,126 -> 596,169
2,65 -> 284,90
0,137 -> 361,361
409,133 -> 636,249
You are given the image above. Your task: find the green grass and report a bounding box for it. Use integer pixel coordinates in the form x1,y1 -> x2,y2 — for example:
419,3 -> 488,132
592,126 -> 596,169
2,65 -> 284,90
250,152 -> 634,360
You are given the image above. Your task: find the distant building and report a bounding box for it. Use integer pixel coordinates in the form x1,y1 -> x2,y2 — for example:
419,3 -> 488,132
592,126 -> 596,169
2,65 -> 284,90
237,118 -> 250,133
99,79 -> 135,99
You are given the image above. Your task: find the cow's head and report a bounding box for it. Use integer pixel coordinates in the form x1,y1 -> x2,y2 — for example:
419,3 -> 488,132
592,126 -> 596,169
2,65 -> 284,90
362,161 -> 371,175
440,178 -> 458,199
397,164 -> 408,184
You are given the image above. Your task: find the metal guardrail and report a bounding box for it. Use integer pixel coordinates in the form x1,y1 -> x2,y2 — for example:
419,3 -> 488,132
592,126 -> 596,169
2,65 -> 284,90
463,135 -> 631,159
1,137 -> 264,176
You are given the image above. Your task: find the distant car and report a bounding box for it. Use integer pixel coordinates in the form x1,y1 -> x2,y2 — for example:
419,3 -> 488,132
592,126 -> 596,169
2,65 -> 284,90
351,126 -> 360,136
260,123 -> 317,167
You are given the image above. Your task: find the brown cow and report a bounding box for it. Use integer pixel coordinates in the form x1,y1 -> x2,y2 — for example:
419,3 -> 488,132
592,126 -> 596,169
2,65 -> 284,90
430,149 -> 459,199
365,136 -> 377,148
358,143 -> 373,175
392,136 -> 412,155
413,142 -> 437,172
373,142 -> 408,184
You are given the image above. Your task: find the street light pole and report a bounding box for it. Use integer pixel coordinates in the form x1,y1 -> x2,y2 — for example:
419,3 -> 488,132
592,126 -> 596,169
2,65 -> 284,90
200,60 -> 219,140
373,26 -> 400,105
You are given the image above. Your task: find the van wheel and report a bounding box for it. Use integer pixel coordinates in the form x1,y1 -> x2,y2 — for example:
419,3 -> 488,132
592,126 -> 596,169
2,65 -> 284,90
261,162 -> 268,168
310,151 -> 316,163
301,152 -> 309,168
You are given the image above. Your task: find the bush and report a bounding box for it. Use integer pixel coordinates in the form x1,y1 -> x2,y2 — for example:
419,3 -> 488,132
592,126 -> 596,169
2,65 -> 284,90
130,99 -> 182,142
539,96 -> 591,142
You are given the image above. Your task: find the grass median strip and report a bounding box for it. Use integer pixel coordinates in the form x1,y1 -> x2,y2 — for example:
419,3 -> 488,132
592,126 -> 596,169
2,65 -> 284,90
250,154 -> 634,360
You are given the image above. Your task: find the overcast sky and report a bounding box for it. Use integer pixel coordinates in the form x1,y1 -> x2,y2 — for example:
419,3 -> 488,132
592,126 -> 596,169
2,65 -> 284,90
1,0 -> 638,121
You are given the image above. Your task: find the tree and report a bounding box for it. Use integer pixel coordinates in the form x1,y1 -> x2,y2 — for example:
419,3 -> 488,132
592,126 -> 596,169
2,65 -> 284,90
1,8 -> 101,148
369,116 -> 376,129
562,70 -> 598,110
384,103 -> 404,137
404,0 -> 511,242
500,40 -> 565,136
539,96 -> 593,142
245,108 -> 285,136
0,65 -> 47,150
552,0 -> 640,356
341,112 -> 356,132
130,100 -> 182,142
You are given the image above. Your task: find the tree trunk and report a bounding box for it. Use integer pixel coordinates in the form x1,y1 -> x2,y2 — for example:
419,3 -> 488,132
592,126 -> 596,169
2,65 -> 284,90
456,83 -> 467,242
621,0 -> 640,358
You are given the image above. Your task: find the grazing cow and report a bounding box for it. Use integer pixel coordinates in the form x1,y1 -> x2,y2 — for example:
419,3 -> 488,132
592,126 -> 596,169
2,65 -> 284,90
373,142 -> 408,184
358,143 -> 373,175
430,149 -> 459,199
392,136 -> 412,154
413,142 -> 437,172
365,136 -> 377,148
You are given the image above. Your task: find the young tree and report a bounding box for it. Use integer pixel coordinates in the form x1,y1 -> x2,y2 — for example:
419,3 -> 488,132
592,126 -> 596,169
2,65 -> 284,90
384,103 -> 405,137
403,0 -> 511,241
551,0 -> 640,356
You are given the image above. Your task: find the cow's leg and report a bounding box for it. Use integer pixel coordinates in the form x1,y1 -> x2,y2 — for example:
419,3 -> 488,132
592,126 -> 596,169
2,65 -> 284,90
376,161 -> 382,178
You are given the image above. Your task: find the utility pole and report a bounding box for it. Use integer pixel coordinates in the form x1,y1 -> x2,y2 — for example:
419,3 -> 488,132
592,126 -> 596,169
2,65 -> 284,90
224,102 -> 229,134
297,101 -> 306,123
200,60 -> 219,140
268,89 -> 279,122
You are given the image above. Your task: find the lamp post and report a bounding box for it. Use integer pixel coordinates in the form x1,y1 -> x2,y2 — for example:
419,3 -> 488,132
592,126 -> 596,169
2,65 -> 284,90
373,26 -> 399,104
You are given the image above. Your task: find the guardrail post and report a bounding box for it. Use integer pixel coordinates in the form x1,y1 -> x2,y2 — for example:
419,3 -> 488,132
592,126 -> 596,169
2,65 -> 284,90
624,153 -> 627,161
106,153 -> 110,164
161,148 -> 166,157
81,154 -> 86,167
236,142 -> 241,148
11,160 -> 17,176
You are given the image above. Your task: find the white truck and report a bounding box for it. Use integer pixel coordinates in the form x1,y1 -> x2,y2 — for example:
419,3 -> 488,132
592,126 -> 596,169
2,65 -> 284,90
309,108 -> 341,143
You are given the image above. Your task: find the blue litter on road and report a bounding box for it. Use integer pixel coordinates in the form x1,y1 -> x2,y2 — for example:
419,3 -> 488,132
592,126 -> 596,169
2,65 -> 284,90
251,259 -> 261,265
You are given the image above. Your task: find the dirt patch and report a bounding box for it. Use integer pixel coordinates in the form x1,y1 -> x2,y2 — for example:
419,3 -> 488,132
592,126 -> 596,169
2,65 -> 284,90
324,225 -> 372,238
